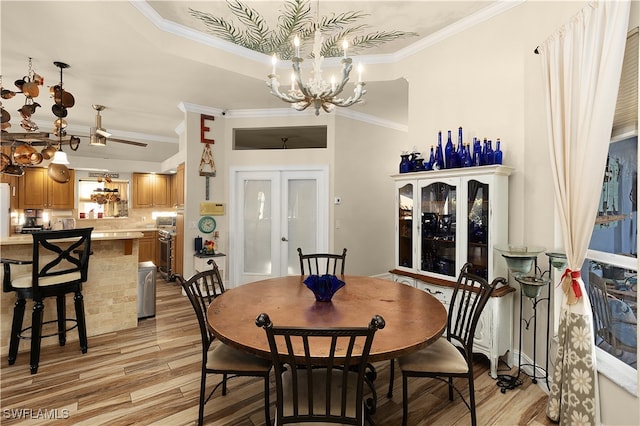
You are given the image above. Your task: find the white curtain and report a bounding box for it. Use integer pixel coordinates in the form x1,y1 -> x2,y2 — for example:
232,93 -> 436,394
538,1 -> 630,424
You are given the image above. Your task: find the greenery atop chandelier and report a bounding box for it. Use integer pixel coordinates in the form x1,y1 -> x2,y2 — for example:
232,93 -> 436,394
188,0 -> 417,59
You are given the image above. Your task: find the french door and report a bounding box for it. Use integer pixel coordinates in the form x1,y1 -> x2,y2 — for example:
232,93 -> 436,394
230,167 -> 328,286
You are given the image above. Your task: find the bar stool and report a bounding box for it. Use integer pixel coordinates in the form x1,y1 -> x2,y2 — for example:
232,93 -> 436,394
1,228 -> 93,374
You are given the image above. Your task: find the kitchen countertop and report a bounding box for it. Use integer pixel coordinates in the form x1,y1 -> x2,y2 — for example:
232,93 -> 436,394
0,230 -> 145,245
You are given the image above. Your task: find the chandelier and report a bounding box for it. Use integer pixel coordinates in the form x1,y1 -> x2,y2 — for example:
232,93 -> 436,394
266,23 -> 366,116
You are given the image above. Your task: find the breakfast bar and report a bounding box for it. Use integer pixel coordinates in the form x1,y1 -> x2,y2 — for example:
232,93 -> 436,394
0,231 -> 144,357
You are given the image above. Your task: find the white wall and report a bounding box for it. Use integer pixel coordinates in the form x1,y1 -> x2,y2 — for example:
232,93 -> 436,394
395,1 -> 638,424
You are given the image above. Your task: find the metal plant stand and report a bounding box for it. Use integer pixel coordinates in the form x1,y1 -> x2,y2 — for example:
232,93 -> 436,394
496,251 -> 565,393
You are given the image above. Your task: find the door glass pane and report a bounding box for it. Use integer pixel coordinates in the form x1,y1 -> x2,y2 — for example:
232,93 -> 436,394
421,182 -> 457,277
286,179 -> 317,275
243,180 -> 272,274
398,183 -> 413,268
467,180 -> 489,280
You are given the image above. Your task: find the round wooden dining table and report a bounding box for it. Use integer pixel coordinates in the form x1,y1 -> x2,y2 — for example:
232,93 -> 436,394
206,275 -> 447,362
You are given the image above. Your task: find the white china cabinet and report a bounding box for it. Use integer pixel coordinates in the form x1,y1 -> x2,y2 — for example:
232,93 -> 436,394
391,165 -> 514,378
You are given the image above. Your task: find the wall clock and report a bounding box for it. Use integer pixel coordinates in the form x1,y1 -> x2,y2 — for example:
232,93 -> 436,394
198,216 -> 216,233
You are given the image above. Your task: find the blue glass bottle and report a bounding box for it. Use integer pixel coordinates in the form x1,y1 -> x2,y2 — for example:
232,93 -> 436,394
463,144 -> 473,167
472,137 -> 481,166
485,139 -> 494,165
456,127 -> 465,168
434,132 -> 444,170
444,130 -> 454,169
399,152 -> 411,173
426,146 -> 435,171
494,139 -> 503,165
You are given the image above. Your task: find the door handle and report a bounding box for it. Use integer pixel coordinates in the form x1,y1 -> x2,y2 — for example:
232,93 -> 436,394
281,237 -> 288,242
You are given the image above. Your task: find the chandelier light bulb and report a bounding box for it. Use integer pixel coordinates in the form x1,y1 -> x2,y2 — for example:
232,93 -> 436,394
342,39 -> 348,58
294,35 -> 300,57
358,63 -> 363,83
271,54 -> 277,75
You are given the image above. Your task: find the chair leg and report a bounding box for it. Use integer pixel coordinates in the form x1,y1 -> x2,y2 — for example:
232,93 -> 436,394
468,374 -> 477,426
448,377 -> 454,401
74,290 -> 88,353
387,359 -> 394,398
222,373 -> 228,396
30,300 -> 45,374
401,373 -> 409,426
56,295 -> 67,346
198,366 -> 206,426
8,298 -> 26,365
263,373 -> 271,426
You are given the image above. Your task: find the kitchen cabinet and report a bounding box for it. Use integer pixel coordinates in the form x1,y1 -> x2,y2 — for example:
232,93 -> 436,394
132,173 -> 171,208
138,231 -> 157,263
19,167 -> 75,210
390,165 -> 514,378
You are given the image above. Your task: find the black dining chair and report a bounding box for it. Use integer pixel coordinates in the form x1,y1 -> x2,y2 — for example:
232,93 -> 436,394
588,271 -> 637,363
297,247 -> 347,276
255,312 -> 385,426
1,227 -> 93,374
177,267 -> 272,426
390,262 -> 504,426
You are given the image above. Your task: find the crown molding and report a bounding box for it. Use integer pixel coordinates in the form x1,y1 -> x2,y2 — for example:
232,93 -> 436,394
335,109 -> 408,132
392,0 -> 525,60
130,1 -> 270,63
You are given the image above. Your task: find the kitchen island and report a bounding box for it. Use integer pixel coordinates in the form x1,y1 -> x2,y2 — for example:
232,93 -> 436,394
0,230 -> 144,357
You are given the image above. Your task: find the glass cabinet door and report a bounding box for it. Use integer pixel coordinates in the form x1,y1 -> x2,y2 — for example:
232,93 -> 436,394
397,183 -> 414,268
420,180 -> 457,277
467,179 -> 490,279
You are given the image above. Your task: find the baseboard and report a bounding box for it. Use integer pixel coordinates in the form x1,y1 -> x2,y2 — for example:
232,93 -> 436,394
513,350 -> 551,395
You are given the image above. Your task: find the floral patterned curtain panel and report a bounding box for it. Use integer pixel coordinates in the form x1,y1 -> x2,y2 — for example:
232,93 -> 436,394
538,1 -> 631,424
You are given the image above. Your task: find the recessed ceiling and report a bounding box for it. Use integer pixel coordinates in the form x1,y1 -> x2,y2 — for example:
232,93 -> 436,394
1,1 -> 501,167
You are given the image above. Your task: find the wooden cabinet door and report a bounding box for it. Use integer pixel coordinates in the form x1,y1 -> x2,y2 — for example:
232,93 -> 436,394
48,169 -> 75,209
132,173 -> 154,208
138,231 -> 157,262
175,163 -> 185,208
19,167 -> 48,209
153,174 -> 171,207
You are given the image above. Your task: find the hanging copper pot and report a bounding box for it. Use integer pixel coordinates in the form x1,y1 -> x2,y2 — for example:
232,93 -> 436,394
52,86 -> 75,108
13,144 -> 36,165
1,88 -> 16,99
52,103 -> 67,118
0,153 -> 10,172
3,147 -> 24,176
22,81 -> 39,98
48,163 -> 70,183
1,108 -> 10,123
41,144 -> 57,160
29,151 -> 43,165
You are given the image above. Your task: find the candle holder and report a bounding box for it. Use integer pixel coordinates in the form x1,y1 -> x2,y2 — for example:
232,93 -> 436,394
494,245 -> 566,392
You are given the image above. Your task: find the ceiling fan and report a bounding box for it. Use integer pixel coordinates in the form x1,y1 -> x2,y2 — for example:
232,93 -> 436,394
86,104 -> 147,147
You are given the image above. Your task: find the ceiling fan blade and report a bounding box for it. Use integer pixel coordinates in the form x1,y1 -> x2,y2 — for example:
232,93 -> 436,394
108,137 -> 148,147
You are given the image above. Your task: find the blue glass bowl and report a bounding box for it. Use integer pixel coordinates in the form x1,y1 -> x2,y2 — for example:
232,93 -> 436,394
303,274 -> 345,302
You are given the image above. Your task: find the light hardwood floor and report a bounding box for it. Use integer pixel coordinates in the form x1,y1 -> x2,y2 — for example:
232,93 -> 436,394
1,276 -> 554,425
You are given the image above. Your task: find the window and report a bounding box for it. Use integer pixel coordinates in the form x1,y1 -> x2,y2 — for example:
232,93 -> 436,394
582,28 -> 638,391
78,179 -> 129,218
233,126 -> 327,150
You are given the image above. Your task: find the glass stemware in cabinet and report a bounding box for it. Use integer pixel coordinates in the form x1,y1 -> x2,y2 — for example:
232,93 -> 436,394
467,180 -> 490,279
420,181 -> 457,277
